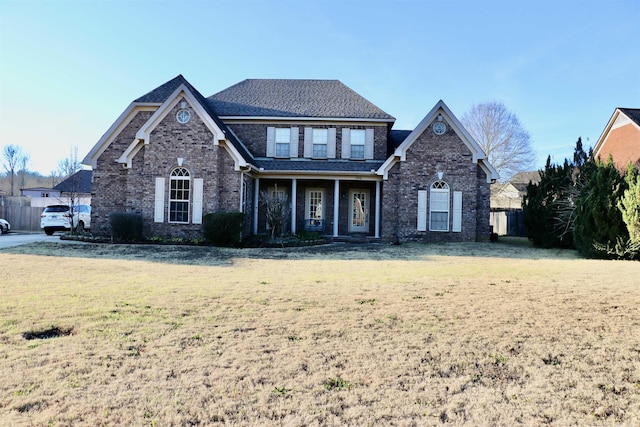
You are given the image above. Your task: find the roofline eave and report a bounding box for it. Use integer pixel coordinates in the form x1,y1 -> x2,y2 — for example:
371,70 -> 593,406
218,115 -> 395,124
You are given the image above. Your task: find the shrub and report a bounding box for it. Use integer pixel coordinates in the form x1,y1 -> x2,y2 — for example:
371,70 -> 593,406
202,212 -> 245,246
109,212 -> 143,242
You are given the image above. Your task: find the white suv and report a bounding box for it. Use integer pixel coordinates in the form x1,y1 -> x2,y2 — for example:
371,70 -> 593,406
40,205 -> 91,235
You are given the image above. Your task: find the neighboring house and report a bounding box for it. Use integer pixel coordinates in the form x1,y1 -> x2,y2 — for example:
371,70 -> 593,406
83,75 -> 498,242
21,187 -> 61,208
490,171 -> 540,236
52,169 -> 93,207
593,108 -> 640,171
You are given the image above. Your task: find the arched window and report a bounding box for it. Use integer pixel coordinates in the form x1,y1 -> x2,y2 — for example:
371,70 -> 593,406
430,180 -> 450,231
169,167 -> 190,223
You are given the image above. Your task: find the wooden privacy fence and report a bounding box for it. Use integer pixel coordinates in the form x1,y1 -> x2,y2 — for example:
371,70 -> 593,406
0,206 -> 43,231
490,210 -> 526,237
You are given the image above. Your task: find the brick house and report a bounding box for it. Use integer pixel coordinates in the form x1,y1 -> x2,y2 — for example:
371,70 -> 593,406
83,75 -> 498,242
593,108 -> 640,171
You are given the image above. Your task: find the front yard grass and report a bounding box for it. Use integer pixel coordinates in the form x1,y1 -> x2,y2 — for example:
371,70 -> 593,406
1,239 -> 639,426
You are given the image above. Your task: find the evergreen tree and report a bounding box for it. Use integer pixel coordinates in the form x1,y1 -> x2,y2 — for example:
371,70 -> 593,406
523,157 -> 569,247
523,138 -> 590,248
618,163 -> 640,259
573,156 -> 628,258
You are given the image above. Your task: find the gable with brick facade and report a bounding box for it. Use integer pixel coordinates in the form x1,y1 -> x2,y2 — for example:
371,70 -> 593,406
83,75 -> 498,242
593,108 -> 640,171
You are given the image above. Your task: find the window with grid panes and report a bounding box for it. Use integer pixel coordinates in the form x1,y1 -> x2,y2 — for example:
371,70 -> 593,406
350,129 -> 365,159
275,128 -> 291,158
169,167 -> 190,223
429,181 -> 449,231
312,129 -> 328,158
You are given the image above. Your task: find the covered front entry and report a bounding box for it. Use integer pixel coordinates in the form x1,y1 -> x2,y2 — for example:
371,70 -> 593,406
252,177 -> 381,238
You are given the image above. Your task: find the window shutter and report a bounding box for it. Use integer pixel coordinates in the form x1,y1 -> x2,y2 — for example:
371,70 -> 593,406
266,127 -> 276,157
417,190 -> 427,231
192,178 -> 204,224
327,128 -> 336,158
154,177 -> 165,223
290,127 -> 299,158
365,128 -> 374,159
304,127 -> 312,158
341,128 -> 351,159
452,191 -> 462,232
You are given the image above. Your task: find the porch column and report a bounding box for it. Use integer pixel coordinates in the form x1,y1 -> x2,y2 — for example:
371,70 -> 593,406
375,180 -> 381,238
333,179 -> 340,237
239,172 -> 245,212
291,179 -> 297,235
253,177 -> 260,235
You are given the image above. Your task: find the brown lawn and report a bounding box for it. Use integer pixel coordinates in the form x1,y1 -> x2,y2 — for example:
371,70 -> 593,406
1,239 -> 639,426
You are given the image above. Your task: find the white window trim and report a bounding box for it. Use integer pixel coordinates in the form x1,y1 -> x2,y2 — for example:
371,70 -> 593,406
350,129 -> 366,160
312,128 -> 328,159
305,188 -> 324,221
429,181 -> 450,232
341,128 -> 374,160
305,127 -> 335,159
267,127 -> 298,158
275,128 -> 292,158
169,167 -> 191,224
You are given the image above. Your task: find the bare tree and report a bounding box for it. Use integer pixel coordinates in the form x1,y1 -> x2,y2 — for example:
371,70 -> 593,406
2,144 -> 26,196
18,153 -> 30,193
57,146 -> 83,234
461,101 -> 536,180
259,187 -> 290,239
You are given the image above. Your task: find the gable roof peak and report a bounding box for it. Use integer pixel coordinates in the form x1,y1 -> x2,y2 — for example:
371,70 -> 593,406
133,75 -> 191,103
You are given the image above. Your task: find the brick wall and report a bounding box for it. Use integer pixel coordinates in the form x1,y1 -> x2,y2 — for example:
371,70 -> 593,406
91,110 -> 154,235
92,99 -> 242,240
227,123 -> 388,160
92,102 -> 489,243
381,120 -> 490,242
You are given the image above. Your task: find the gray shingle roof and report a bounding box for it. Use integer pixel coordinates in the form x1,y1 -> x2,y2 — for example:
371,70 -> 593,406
388,130 -> 412,155
54,170 -> 92,194
620,108 -> 640,126
134,75 -> 186,103
255,159 -> 384,173
207,79 -> 395,121
509,171 -> 540,192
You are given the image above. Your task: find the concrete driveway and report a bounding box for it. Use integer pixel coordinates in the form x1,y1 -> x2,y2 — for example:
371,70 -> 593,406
0,232 -> 68,249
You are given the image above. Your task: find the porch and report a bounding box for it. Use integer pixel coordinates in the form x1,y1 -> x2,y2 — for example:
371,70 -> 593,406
251,176 -> 382,239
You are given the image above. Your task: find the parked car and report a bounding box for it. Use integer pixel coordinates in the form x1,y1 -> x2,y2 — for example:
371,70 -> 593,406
0,218 -> 10,234
40,205 -> 91,235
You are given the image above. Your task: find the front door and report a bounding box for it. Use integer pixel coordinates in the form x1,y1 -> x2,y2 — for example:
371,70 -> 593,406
349,189 -> 369,233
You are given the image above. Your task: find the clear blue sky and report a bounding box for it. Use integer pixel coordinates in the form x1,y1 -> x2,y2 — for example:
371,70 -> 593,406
1,0 -> 638,177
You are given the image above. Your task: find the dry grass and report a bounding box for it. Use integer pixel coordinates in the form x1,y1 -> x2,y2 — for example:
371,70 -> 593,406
1,239 -> 639,426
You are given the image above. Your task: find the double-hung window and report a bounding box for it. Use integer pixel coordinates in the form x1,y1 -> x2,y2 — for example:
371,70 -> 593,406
169,167 -> 190,223
275,128 -> 291,158
429,181 -> 450,231
312,129 -> 328,158
350,129 -> 366,159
